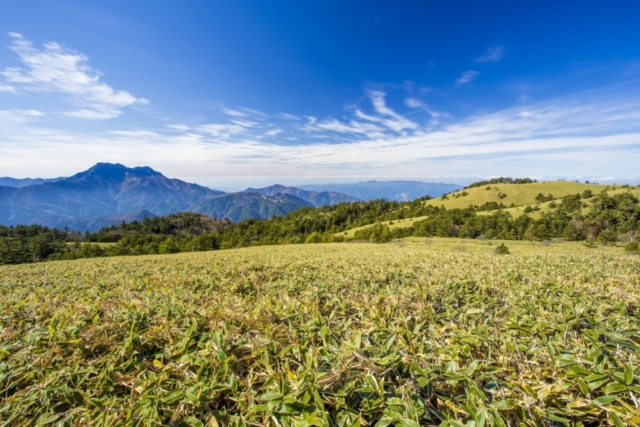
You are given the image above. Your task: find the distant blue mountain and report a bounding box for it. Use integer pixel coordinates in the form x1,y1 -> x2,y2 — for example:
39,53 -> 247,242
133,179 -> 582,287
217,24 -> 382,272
191,192 -> 313,223
0,163 -> 224,231
0,165 -> 463,231
245,184 -> 360,207
0,177 -> 62,187
297,180 -> 462,201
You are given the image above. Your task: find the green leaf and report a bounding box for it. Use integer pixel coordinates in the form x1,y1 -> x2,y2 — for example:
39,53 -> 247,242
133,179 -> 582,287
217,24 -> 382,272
492,399 -> 515,410
593,395 -> 617,406
624,365 -> 634,386
186,417 -> 204,427
160,389 -> 184,405
373,418 -> 393,427
258,391 -> 283,402
603,382 -> 627,394
577,378 -> 589,397
36,412 -> 59,425
475,407 -> 487,427
544,413 -> 571,423
611,413 -> 625,427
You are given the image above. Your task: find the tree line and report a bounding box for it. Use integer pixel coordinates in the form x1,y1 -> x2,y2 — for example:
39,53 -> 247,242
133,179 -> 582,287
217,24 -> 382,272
1,185 -> 639,265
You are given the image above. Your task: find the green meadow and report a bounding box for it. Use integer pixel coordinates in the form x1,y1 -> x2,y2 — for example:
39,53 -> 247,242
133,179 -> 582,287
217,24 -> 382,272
1,240 -> 638,426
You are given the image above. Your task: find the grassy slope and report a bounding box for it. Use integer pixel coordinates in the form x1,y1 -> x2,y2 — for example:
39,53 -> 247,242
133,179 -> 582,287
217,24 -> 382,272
476,185 -> 640,218
1,241 -> 638,425
338,215 -> 429,238
424,181 -> 621,210
342,182 -> 640,235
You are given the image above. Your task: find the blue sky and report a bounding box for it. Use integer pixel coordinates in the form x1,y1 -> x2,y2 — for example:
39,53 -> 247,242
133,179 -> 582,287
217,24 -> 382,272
1,1 -> 639,190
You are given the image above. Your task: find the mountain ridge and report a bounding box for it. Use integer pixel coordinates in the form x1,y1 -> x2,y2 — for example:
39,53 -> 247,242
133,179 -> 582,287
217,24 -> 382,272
0,164 -> 464,231
190,192 -> 313,223
244,184 -> 360,207
0,163 -> 223,231
0,177 -> 63,188
296,180 -> 462,201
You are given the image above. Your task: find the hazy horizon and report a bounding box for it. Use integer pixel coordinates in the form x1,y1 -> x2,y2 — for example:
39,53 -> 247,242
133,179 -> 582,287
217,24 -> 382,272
3,163 -> 639,193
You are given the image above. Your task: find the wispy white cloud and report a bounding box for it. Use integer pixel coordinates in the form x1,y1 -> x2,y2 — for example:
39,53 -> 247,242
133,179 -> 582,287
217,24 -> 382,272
456,70 -> 480,86
403,98 -> 445,121
230,119 -> 257,127
197,123 -> 248,138
476,46 -> 504,63
62,109 -> 121,120
221,108 -> 247,117
404,98 -> 422,108
277,113 -> 301,120
0,84 -> 16,93
241,108 -> 267,117
166,124 -> 189,131
264,129 -> 284,137
299,91 -> 417,139
0,109 -> 45,123
1,33 -> 146,119
364,90 -> 417,131
2,85 -> 639,181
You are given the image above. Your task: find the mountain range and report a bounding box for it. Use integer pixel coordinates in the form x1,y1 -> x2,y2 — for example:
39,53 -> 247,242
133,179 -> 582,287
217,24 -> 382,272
191,192 -> 313,223
297,181 -> 462,201
0,163 -> 461,231
0,163 -> 222,231
245,184 -> 360,206
0,177 -> 62,188
0,164 -> 351,231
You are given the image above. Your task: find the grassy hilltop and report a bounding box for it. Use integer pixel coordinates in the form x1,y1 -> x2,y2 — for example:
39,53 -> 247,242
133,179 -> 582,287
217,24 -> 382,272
341,181 -> 640,237
1,242 -> 639,426
425,181 -> 612,210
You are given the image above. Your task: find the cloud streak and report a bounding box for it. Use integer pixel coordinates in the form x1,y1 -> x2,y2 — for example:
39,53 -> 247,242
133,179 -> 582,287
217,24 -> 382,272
1,33 -> 147,119
456,70 -> 480,86
476,46 -> 504,63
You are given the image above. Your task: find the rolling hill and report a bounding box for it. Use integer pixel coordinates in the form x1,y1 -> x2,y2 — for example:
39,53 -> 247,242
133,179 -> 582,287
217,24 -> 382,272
425,181 -> 616,210
338,180 -> 640,236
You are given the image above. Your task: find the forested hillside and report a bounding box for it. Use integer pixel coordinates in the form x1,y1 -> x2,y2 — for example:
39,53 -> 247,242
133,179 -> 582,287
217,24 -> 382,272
1,181 -> 639,265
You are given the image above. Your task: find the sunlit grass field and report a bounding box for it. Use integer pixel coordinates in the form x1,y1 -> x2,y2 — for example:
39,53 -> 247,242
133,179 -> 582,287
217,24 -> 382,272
1,241 -> 638,426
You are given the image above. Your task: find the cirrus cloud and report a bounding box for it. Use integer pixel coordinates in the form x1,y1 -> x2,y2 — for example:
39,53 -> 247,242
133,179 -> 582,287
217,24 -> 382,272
456,70 -> 480,86
1,32 -> 147,119
476,46 -> 504,63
